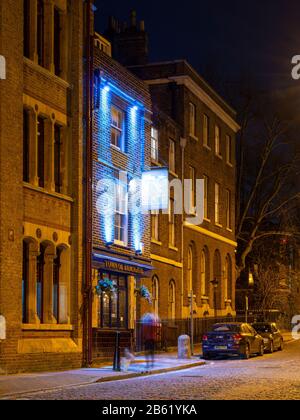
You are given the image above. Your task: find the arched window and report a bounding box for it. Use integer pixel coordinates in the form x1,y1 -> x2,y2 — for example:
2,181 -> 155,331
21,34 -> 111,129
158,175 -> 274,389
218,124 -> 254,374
168,280 -> 176,320
152,276 -> 159,317
225,254 -> 232,301
36,243 -> 46,322
22,241 -> 30,324
200,249 -> 207,297
187,246 -> 193,293
213,250 -> 222,309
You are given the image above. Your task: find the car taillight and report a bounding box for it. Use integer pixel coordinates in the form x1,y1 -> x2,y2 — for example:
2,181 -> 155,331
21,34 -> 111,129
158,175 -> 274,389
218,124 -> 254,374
202,335 -> 208,341
233,334 -> 242,342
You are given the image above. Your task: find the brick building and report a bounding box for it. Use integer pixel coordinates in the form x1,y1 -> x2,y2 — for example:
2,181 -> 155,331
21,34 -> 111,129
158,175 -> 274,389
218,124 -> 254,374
105,12 -> 240,321
91,34 -> 154,360
0,0 -> 84,373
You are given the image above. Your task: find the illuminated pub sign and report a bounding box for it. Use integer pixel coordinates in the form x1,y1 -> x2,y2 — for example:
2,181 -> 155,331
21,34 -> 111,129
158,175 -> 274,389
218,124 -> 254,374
141,167 -> 169,212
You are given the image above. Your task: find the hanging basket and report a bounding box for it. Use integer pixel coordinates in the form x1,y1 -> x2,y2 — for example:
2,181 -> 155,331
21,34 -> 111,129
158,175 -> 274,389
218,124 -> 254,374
95,278 -> 118,296
135,285 -> 152,304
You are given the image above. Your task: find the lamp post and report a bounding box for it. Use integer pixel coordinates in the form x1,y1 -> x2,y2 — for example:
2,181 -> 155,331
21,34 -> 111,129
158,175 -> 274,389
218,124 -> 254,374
210,278 -> 219,319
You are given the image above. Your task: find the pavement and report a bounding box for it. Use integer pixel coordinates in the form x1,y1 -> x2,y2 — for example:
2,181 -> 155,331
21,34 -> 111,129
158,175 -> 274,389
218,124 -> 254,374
0,346 -> 204,400
0,331 -> 294,400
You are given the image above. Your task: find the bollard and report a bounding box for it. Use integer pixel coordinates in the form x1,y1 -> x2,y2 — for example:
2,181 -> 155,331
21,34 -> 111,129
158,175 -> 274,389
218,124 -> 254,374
113,331 -> 121,371
178,334 -> 191,359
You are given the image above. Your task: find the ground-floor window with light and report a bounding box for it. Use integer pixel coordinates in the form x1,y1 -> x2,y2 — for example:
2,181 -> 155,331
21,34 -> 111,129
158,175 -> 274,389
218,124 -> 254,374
98,272 -> 128,329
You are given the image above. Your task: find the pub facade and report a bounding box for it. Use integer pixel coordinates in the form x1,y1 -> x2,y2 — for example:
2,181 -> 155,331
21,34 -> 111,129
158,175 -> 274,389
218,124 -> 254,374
91,34 -> 153,359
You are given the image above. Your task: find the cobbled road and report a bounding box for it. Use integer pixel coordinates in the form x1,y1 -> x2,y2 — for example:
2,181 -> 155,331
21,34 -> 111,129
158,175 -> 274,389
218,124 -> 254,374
21,340 -> 300,400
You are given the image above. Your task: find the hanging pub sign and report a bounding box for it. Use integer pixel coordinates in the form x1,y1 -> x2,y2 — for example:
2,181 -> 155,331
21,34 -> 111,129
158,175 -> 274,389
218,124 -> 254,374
0,56 -> 6,80
141,167 -> 169,211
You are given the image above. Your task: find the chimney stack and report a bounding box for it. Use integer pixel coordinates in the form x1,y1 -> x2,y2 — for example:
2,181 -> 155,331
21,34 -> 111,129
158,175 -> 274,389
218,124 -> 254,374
104,11 -> 149,66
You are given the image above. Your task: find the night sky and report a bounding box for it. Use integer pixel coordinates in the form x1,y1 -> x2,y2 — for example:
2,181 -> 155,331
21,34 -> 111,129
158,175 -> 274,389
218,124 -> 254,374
94,0 -> 300,107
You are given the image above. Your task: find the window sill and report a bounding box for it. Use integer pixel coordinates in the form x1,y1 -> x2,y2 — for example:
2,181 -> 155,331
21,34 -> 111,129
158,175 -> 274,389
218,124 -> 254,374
203,144 -> 211,151
169,245 -> 178,252
23,57 -> 70,88
226,227 -> 233,233
114,240 -> 128,248
226,161 -> 234,168
215,222 -> 223,228
151,159 -> 161,167
215,154 -> 223,160
189,134 -> 199,142
203,217 -> 211,223
23,182 -> 74,203
151,239 -> 162,246
22,324 -> 74,331
110,144 -> 127,155
169,170 -> 178,178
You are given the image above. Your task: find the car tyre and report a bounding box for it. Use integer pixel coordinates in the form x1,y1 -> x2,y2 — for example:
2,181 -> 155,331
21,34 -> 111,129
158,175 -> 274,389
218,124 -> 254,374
278,339 -> 284,351
241,344 -> 250,360
258,342 -> 264,357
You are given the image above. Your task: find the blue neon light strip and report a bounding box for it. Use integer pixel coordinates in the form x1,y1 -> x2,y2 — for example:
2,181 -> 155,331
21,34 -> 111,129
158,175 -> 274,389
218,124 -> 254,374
101,78 -> 144,109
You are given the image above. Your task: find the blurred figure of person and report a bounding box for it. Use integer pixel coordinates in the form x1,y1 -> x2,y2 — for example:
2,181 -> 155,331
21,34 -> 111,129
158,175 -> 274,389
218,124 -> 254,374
141,312 -> 160,370
121,347 -> 135,372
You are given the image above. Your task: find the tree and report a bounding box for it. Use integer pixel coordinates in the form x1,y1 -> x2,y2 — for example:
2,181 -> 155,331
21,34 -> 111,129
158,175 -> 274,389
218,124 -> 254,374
235,90 -> 300,274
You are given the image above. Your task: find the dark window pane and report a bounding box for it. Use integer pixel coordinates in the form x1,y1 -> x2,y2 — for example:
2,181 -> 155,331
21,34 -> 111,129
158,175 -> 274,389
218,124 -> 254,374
37,117 -> 45,188
37,0 -> 45,67
23,0 -> 30,58
54,8 -> 61,76
23,109 -> 30,182
22,241 -> 29,323
54,124 -> 62,193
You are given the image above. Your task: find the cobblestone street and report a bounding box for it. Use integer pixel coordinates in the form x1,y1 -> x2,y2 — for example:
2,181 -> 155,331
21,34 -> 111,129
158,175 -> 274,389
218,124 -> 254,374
17,340 -> 300,400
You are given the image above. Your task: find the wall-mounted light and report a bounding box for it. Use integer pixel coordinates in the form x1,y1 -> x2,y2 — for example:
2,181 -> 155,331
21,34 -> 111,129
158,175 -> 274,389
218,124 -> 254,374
105,241 -> 114,248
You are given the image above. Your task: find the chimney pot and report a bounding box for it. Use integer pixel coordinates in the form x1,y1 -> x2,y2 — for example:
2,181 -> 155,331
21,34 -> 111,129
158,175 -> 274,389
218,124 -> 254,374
130,10 -> 137,27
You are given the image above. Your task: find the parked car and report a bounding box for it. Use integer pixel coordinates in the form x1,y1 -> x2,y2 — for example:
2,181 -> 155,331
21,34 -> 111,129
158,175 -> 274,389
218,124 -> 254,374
252,322 -> 284,353
202,322 -> 265,360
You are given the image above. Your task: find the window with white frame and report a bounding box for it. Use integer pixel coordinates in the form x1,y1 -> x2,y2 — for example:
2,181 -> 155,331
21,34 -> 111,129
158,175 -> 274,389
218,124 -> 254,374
204,175 -> 209,219
151,127 -> 159,162
215,182 -> 220,225
189,166 -> 196,213
215,125 -> 221,156
189,102 -> 196,137
169,139 -> 176,173
226,134 -> 232,165
169,198 -> 175,247
151,211 -> 159,241
203,114 -> 209,147
226,189 -> 231,229
114,174 -> 128,245
111,106 -> 124,150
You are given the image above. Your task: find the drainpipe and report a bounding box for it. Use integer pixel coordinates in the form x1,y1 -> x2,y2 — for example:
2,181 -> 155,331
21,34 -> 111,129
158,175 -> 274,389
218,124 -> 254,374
83,0 -> 94,367
180,137 -> 186,315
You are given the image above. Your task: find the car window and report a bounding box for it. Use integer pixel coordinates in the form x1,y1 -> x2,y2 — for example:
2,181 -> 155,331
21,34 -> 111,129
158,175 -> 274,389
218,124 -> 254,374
212,324 -> 240,333
252,324 -> 272,333
242,325 -> 251,334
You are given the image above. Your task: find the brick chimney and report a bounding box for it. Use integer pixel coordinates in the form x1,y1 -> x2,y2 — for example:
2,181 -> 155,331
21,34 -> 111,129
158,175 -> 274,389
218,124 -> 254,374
104,10 -> 149,66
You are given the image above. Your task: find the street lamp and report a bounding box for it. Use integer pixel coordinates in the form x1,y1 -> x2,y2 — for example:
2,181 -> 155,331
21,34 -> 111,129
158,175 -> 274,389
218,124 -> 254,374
210,278 -> 219,319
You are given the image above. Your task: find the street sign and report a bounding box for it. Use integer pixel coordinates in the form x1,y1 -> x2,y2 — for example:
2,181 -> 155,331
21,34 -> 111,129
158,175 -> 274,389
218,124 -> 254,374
0,315 -> 6,340
0,55 -> 6,80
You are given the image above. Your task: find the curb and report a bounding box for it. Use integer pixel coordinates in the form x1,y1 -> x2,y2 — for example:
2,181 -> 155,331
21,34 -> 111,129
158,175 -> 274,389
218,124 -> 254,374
0,360 -> 206,400
95,360 -> 206,383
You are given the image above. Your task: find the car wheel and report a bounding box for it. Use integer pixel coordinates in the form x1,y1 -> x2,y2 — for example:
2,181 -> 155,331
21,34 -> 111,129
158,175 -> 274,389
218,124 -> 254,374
202,353 -> 211,360
278,339 -> 284,351
241,344 -> 250,360
269,341 -> 274,354
259,342 -> 264,356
